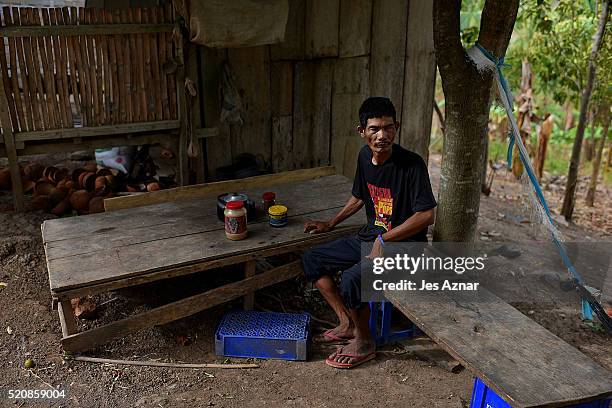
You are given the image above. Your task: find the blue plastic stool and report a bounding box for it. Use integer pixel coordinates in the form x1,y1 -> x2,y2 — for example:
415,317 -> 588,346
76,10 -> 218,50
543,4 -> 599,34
470,378 -> 611,408
368,301 -> 417,346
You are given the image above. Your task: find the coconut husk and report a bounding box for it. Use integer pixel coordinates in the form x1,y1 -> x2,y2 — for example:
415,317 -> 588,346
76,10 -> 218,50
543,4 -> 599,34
69,190 -> 91,214
0,168 -> 11,190
34,179 -> 55,196
147,182 -> 160,192
31,195 -> 50,211
82,162 -> 97,173
88,196 -> 105,214
22,180 -> 35,193
24,163 -> 44,181
51,197 -> 71,216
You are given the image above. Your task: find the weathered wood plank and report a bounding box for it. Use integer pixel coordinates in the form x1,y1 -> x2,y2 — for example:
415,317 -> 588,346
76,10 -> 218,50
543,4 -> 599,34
201,47 -> 230,180
339,0 -> 373,58
243,260 -> 257,310
270,0 -> 305,60
14,120 -> 179,142
369,0 -> 408,120
331,56 -> 370,178
47,206 -> 364,294
293,60 -> 333,169
58,299 -> 77,337
103,166 -> 336,212
46,176 -> 351,257
60,260 -> 304,352
271,61 -> 293,117
387,287 -> 612,408
400,0 -> 435,162
305,0 -> 340,58
0,60 -> 24,210
228,46 -> 272,171
0,23 -> 175,37
272,116 -> 294,172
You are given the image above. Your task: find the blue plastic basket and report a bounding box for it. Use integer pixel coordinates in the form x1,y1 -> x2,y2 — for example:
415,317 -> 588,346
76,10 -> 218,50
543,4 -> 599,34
215,311 -> 310,361
470,378 -> 611,408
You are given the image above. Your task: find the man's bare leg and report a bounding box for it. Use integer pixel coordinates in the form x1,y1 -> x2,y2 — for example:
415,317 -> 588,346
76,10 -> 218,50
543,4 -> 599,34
315,275 -> 354,339
328,304 -> 375,364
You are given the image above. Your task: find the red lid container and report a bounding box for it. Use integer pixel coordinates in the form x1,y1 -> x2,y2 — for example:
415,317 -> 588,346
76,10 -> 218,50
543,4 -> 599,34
226,200 -> 245,210
262,192 -> 276,200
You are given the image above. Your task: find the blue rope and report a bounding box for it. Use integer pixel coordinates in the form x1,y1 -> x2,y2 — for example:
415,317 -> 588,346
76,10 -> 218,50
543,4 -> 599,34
475,43 -> 583,286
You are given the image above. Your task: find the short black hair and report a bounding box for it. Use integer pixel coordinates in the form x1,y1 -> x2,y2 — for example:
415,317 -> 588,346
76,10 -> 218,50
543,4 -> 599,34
359,97 -> 396,127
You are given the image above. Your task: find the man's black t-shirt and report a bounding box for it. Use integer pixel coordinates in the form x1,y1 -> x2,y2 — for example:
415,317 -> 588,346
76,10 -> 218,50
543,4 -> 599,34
351,143 -> 437,242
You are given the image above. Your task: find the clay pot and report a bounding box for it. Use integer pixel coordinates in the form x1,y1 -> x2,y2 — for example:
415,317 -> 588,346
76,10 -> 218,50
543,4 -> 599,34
94,176 -> 107,190
88,196 -> 105,214
0,168 -> 11,190
43,166 -> 58,181
96,168 -> 112,177
83,172 -> 97,192
126,184 -> 140,193
49,187 -> 68,207
52,168 -> 69,183
69,190 -> 91,214
146,182 -> 160,192
22,180 -> 36,193
51,197 -> 71,216
82,162 -> 97,173
65,180 -> 74,190
24,163 -> 44,181
34,179 -> 55,196
72,168 -> 85,183
32,195 -> 50,211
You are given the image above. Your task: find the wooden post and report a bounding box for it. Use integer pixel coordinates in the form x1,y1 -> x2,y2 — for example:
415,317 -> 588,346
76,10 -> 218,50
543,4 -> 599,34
176,30 -> 188,186
58,299 -> 78,337
0,66 -> 24,211
243,260 -> 257,310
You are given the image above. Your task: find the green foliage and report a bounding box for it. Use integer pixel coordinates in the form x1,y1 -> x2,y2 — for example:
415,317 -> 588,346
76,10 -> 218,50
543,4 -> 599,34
508,0 -> 610,108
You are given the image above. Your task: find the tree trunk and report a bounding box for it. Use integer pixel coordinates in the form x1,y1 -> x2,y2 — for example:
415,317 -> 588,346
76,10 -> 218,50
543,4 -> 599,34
535,113 -> 554,182
564,100 -> 574,131
432,0 -> 519,242
560,0 -> 609,221
583,109 -> 596,162
585,112 -> 609,206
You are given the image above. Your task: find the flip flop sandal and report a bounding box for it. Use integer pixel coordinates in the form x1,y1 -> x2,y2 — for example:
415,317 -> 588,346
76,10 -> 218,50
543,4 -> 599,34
313,329 -> 353,344
325,351 -> 376,369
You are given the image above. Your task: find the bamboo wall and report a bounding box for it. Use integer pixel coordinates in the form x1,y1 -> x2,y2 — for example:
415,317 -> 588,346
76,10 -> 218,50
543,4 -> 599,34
0,4 -> 177,133
202,0 -> 436,180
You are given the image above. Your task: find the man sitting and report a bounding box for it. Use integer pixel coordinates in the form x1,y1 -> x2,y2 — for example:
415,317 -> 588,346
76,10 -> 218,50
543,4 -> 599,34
302,97 -> 437,369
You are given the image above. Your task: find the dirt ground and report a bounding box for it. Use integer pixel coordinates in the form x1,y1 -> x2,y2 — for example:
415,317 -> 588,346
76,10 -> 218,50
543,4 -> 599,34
0,153 -> 610,408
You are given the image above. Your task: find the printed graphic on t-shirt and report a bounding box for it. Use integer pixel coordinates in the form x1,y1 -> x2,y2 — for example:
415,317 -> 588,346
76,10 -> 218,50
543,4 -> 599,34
367,183 -> 393,231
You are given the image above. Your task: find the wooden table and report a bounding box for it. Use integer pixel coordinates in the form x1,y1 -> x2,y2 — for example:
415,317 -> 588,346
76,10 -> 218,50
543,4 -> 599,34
42,168 -> 364,352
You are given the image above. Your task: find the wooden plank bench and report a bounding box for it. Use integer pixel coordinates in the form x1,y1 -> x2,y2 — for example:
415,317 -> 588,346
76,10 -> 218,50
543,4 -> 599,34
42,167 -> 364,352
386,287 -> 612,407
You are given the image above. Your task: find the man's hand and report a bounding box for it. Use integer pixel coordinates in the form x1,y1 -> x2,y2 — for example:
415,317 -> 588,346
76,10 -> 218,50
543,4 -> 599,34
365,238 -> 384,259
303,220 -> 332,234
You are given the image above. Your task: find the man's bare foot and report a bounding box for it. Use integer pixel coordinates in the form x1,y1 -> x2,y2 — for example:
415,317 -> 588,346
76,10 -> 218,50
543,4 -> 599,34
313,323 -> 354,344
327,337 -> 375,366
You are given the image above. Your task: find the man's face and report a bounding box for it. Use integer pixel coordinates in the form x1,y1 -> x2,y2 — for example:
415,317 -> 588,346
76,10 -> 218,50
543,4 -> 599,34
358,116 -> 399,155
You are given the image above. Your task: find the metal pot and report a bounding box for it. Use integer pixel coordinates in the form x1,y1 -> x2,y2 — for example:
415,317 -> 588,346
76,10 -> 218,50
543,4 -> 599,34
217,192 -> 256,221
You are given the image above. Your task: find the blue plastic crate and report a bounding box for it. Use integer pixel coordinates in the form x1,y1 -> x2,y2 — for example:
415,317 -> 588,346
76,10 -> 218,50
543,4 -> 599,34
215,311 -> 310,361
470,378 -> 611,408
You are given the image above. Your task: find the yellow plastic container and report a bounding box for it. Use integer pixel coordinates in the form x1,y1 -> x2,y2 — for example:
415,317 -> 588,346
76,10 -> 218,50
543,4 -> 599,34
268,205 -> 288,227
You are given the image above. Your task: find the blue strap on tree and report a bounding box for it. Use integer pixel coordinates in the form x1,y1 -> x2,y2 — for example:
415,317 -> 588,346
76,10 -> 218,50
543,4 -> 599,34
474,43 -> 605,311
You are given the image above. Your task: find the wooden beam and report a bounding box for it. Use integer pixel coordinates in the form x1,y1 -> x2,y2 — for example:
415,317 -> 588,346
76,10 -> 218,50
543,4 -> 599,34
58,299 -> 77,337
61,260 -> 303,352
0,64 -> 24,211
195,127 -> 219,139
243,260 -> 257,310
14,120 -> 180,142
104,166 -> 336,212
0,23 -> 176,37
